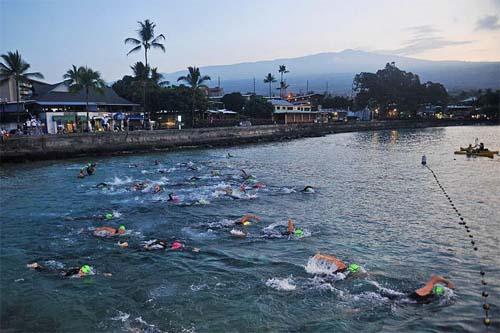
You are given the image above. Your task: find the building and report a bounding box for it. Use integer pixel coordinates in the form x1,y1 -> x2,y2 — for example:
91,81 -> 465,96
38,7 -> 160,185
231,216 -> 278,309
270,99 -> 317,124
446,105 -> 474,119
347,107 -> 373,121
0,80 -> 138,133
287,93 -> 323,111
417,105 -> 443,118
0,77 -> 34,102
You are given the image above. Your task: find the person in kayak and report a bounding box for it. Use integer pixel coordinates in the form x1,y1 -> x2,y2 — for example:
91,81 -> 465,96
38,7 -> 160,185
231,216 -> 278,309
312,253 -> 361,274
93,225 -> 126,237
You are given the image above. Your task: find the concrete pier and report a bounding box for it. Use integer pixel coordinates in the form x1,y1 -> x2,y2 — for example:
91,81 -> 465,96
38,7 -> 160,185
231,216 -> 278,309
0,120 -> 494,162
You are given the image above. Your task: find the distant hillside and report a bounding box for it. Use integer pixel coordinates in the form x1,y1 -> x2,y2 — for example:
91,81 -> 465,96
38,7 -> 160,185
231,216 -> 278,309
162,50 -> 500,95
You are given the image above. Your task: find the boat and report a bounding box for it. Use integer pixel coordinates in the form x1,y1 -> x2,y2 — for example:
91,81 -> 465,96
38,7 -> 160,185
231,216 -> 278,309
454,150 -> 497,158
460,147 -> 499,154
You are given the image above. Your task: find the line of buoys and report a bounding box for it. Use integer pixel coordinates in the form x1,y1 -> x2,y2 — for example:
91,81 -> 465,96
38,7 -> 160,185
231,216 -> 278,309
423,159 -> 492,328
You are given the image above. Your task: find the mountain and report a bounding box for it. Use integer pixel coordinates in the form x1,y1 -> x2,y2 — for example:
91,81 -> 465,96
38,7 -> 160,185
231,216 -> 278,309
162,50 -> 500,95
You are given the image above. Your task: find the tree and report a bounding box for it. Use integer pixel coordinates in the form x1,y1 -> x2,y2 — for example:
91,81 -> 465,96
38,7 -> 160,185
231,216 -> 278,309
125,19 -> 166,115
321,95 -> 353,109
243,96 -> 273,118
130,61 -> 150,81
0,50 -> 44,127
221,92 -> 245,113
177,66 -> 211,127
278,65 -> 289,98
63,66 -> 105,131
263,73 -> 276,98
352,62 -> 448,118
150,67 -> 169,87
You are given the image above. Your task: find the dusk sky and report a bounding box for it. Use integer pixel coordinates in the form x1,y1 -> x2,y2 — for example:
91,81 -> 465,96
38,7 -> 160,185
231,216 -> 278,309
1,0 -> 500,82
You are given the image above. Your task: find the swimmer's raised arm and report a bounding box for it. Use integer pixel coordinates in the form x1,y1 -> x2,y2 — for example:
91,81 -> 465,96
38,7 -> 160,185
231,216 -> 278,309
415,275 -> 454,297
313,253 -> 347,271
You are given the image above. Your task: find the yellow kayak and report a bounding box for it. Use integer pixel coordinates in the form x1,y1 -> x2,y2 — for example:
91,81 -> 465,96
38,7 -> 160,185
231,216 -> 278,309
454,150 -> 496,158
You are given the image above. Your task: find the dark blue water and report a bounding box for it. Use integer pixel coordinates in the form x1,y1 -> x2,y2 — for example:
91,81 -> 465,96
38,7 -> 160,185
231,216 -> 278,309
1,126 -> 499,333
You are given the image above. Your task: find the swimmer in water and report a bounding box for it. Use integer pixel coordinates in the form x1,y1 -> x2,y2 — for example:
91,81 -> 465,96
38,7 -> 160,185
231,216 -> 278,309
153,184 -> 163,193
78,169 -> 85,178
95,182 -> 109,188
240,169 -> 252,180
312,253 -> 361,275
86,163 -> 97,176
409,275 -> 454,302
142,239 -> 168,250
133,182 -> 147,191
227,153 -> 234,158
224,187 -> 241,200
167,193 -> 180,203
237,214 -> 260,226
27,262 -> 95,278
93,225 -> 126,237
301,186 -> 315,193
154,160 -> 160,166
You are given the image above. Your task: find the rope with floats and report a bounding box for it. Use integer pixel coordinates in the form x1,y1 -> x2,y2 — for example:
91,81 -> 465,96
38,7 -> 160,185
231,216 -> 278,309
421,155 -> 492,328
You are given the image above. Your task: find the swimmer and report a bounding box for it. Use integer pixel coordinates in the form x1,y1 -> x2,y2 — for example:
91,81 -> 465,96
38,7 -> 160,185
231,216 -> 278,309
252,182 -> 266,189
78,169 -> 86,178
410,275 -> 454,302
227,153 -> 234,158
167,193 -> 180,203
154,160 -> 160,166
240,169 -> 252,180
27,262 -> 95,278
86,163 -> 97,176
153,184 -> 163,193
142,239 -> 168,251
189,176 -> 201,181
95,182 -> 109,188
133,182 -> 147,191
313,253 -> 361,275
301,186 -> 315,193
224,187 -> 240,199
237,214 -> 260,226
93,225 -> 126,237
117,240 -> 129,248
128,163 -> 139,168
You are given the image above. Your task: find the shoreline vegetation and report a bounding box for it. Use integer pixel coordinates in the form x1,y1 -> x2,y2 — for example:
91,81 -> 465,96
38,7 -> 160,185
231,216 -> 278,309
0,120 -> 496,163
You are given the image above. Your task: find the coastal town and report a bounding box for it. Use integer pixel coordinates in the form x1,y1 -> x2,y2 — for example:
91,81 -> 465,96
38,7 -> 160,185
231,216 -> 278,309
1,20 -> 498,137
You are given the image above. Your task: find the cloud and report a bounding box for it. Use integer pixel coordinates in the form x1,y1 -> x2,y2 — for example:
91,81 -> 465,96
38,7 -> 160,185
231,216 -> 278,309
476,15 -> 500,30
378,25 -> 473,56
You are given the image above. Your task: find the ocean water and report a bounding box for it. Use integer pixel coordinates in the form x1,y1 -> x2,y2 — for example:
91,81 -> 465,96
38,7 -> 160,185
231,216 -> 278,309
0,125 -> 499,333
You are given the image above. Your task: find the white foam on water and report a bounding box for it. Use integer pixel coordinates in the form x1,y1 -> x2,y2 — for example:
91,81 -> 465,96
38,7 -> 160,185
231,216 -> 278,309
266,277 -> 297,291
111,310 -> 130,322
43,260 -> 65,269
305,257 -> 344,276
352,291 -> 390,303
281,187 -> 297,194
190,283 -> 209,292
367,279 -> 405,297
110,176 -> 133,186
207,218 -> 236,228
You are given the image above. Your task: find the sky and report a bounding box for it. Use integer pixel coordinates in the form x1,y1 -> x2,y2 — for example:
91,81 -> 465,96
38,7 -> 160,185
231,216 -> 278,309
1,0 -> 500,82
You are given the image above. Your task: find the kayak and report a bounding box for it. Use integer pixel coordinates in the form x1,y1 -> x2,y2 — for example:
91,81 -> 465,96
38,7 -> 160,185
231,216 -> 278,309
460,147 -> 499,154
454,150 -> 496,158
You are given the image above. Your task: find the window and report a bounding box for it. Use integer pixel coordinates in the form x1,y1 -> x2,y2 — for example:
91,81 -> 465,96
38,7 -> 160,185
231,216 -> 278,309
287,107 -> 293,110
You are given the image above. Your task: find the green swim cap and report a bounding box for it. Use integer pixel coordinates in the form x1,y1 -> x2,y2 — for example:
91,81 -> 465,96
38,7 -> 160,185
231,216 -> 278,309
118,225 -> 126,231
105,213 -> 113,220
294,229 -> 304,236
348,263 -> 360,273
433,285 -> 444,296
81,264 -> 91,275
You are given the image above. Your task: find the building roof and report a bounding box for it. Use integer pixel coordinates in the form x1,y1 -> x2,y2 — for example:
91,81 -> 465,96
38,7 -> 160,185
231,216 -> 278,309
31,81 -> 138,106
269,99 -> 294,107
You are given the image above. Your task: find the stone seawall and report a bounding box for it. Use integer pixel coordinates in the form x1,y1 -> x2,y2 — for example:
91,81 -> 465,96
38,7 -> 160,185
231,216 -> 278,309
0,120 -> 492,162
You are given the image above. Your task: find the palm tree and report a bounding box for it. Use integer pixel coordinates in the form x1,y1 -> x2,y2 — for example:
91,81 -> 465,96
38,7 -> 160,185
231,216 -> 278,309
130,61 -> 150,81
150,67 -> 169,87
278,65 -> 289,98
0,50 -> 44,127
177,66 -> 211,127
63,66 -> 105,132
125,19 -> 166,115
263,73 -> 276,98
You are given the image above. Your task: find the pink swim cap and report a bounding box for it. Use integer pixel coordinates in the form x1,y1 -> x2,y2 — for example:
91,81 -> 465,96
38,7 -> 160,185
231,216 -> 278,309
171,241 -> 182,250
